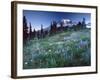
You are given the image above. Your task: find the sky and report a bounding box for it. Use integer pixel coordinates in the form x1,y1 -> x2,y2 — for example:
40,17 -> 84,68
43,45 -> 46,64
23,10 -> 91,31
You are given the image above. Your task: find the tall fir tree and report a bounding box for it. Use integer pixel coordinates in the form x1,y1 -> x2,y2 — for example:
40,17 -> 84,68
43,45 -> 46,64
33,28 -> 36,38
53,21 -> 57,33
82,18 -> 86,29
77,21 -> 82,30
23,16 -> 28,43
50,22 -> 53,35
29,23 -> 32,39
50,21 -> 57,35
41,24 -> 44,38
60,22 -> 63,31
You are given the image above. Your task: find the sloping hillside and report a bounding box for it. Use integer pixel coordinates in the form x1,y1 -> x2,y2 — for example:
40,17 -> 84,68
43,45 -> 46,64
23,29 -> 91,69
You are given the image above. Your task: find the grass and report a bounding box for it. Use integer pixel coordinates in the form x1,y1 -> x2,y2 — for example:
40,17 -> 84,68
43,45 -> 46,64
23,29 -> 91,69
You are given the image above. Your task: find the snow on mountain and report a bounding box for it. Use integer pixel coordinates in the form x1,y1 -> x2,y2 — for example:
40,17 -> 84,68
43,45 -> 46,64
35,18 -> 91,32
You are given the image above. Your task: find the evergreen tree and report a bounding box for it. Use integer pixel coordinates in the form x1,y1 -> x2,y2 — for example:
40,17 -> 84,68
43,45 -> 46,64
76,21 -> 82,30
37,31 -> 40,39
82,18 -> 86,29
60,22 -> 63,31
50,21 -> 57,35
41,24 -> 44,38
50,22 -> 53,35
53,21 -> 57,33
29,23 -> 32,39
33,28 -> 36,39
23,16 -> 28,43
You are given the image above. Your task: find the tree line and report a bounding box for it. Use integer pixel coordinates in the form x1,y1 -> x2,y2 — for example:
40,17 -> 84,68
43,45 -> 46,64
23,16 -> 86,43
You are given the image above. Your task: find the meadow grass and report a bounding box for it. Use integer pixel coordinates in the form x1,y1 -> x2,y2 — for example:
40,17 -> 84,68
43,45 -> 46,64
23,29 -> 91,69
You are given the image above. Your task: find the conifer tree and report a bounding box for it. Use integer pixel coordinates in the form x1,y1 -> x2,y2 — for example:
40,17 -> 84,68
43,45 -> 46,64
33,28 -> 36,38
23,16 -> 28,43
41,24 -> 44,38
29,23 -> 32,39
82,18 -> 86,29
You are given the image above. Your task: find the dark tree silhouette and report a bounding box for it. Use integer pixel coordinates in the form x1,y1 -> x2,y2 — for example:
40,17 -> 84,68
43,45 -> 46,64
50,21 -> 57,35
53,21 -> 57,33
50,22 -> 53,35
41,24 -> 44,38
82,18 -> 86,29
33,28 -> 36,38
29,23 -> 32,39
76,21 -> 82,30
23,16 -> 28,43
37,30 -> 40,39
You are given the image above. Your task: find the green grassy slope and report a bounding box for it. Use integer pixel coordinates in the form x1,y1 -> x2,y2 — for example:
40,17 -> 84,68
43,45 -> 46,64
23,29 -> 91,69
